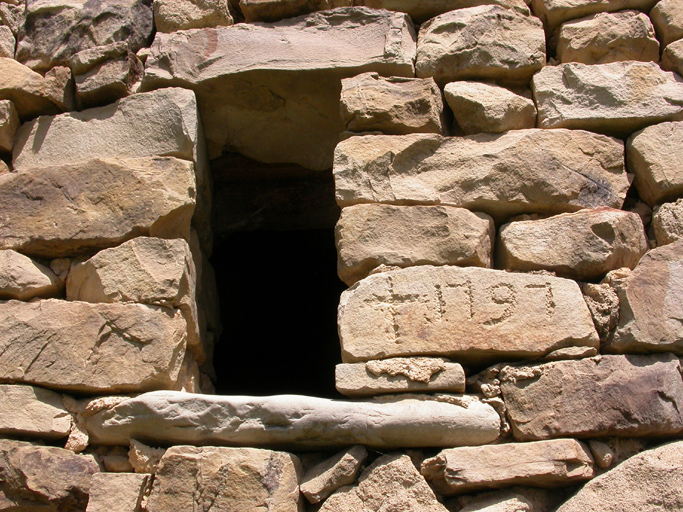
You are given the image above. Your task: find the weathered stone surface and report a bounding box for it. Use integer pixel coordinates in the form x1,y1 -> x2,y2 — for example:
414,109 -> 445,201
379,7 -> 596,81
339,265 -> 599,363
0,384 -> 71,439
0,57 -> 60,119
530,0 -> 658,31
128,439 -> 165,474
75,53 -> 144,109
333,130 -> 628,221
499,353 -> 683,440
444,81 -> 536,134
421,439 -> 594,495
240,0 -> 352,22
336,204 -> 493,285
146,446 -> 301,512
336,357 -> 466,396
0,2 -> 24,36
581,281 -> 619,341
0,249 -> 61,300
456,490 -> 534,512
142,7 -> 416,170
301,445 -> 368,503
0,157 -> 195,258
627,120 -> 683,206
43,65 -> 76,112
155,0 -> 233,31
607,240 -> 683,354
0,438 -> 100,511
85,473 -> 149,512
15,0 -> 154,72
0,24 -> 13,58
662,38 -> 683,75
556,10 -> 659,64
341,72 -> 445,135
69,42 -> 128,75
533,61 -> 683,137
0,299 -> 187,394
320,453 -> 448,512
86,392 -> 500,448
651,0 -> 683,48
416,5 -> 545,86
653,199 -> 683,245
0,100 -> 19,153
497,209 -> 648,281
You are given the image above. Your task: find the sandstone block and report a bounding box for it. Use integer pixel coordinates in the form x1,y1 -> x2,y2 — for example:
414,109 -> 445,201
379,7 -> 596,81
43,65 -> 76,112
581,281 -> 619,341
15,0 -> 154,72
128,439 -> 165,474
142,7 -> 416,170
336,204 -> 493,285
456,491 -> 535,512
69,42 -> 128,75
338,265 -> 599,364
651,0 -> 683,47
85,392 -> 501,448
497,208 -> 648,281
320,453 -> 448,512
301,445 -> 368,503
653,199 -> 683,245
530,0 -> 658,31
0,438 -> 100,512
240,0 -> 353,22
0,249 -> 61,300
333,130 -> 628,221
607,240 -> 683,354
0,57 -> 60,120
0,384 -> 71,439
154,0 -> 233,32
556,440 -> 683,512
499,353 -> 683,440
75,53 -> 144,109
0,157 -> 195,258
416,5 -> 545,86
0,299 -> 187,394
627,120 -> 683,206
533,61 -> 683,137
85,473 -> 149,512
444,81 -> 536,134
335,357 -> 466,396
0,25 -> 14,59
662,38 -> 683,75
0,2 -> 23,36
340,72 -> 445,135
146,446 -> 301,512
556,10 -> 659,64
421,439 -> 594,495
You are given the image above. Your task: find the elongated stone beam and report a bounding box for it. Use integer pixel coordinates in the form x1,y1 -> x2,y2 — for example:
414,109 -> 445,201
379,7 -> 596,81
86,391 -> 500,449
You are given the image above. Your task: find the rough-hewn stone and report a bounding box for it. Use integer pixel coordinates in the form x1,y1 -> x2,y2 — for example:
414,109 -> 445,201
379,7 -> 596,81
581,281 -> 620,341
651,0 -> 683,48
340,73 -> 445,135
301,445 -> 368,503
69,42 -> 128,75
530,0 -> 658,31
0,384 -> 71,439
154,0 -> 233,31
43,65 -> 76,112
500,353 -> 683,440
0,25 -> 13,59
0,100 -> 19,153
0,249 -> 62,300
444,81 -> 536,134
355,0 -> 529,24
86,392 -> 500,448
555,10 -> 659,64
456,490 -> 535,512
653,199 -> 683,245
128,439 -> 165,474
0,299 -> 187,394
416,5 -> 545,86
142,7 -> 416,170
662,38 -> 683,75
336,204 -> 493,285
497,209 -> 648,280
74,53 -> 144,109
85,473 -> 149,512
0,57 -> 61,119
533,61 -> 683,137
239,0 -> 352,22
333,130 -> 628,221
421,439 -> 594,495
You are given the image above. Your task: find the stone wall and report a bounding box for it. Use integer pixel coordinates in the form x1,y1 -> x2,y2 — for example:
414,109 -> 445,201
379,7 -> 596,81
1,0 -> 683,510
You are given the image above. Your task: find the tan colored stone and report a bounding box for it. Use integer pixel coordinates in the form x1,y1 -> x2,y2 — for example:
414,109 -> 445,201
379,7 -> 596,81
333,130 -> 628,221
0,249 -> 62,300
499,354 -> 683,440
301,445 -> 368,503
416,5 -> 545,86
85,473 -> 149,512
146,446 -> 301,512
0,299 -> 187,394
154,0 -> 233,31
336,204 -> 493,285
0,2 -> 23,36
75,53 -> 144,109
336,357 -> 466,396
0,57 -> 60,119
129,439 -> 166,474
662,38 -> 683,75
421,439 -> 594,495
444,81 -> 536,134
653,199 -> 683,245
457,490 -> 534,512
497,208 -> 648,281
320,453 -> 448,512
240,0 -> 352,22
588,440 -> 615,469
340,72 -> 445,135
0,25 -> 13,59
43,65 -> 76,112
85,392 -> 500,448
651,0 -> 683,47
0,99 -> 17,153
627,120 -> 683,206
556,440 -> 683,512
0,157 -> 195,258
530,0 -> 658,31
581,281 -> 619,341
0,384 -> 71,439
533,61 -> 683,137
556,10 -> 659,64
69,42 -> 128,75
142,7 -> 415,170
339,265 -> 599,364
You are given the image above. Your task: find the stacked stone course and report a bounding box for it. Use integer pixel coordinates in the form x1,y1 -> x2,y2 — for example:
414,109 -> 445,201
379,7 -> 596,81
1,0 -> 683,510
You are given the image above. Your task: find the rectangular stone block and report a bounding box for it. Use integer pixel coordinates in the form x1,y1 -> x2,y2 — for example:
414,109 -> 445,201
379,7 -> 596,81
0,384 -> 71,439
530,0 -> 658,31
86,473 -> 149,512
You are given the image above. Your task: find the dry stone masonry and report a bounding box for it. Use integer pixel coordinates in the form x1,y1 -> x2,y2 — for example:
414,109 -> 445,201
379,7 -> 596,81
0,0 -> 683,510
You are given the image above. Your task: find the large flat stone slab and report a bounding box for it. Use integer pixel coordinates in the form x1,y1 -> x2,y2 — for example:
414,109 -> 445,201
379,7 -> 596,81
338,266 -> 599,363
0,384 -> 71,440
85,391 -> 501,448
142,7 -> 416,170
333,130 -> 628,221
530,0 -> 658,31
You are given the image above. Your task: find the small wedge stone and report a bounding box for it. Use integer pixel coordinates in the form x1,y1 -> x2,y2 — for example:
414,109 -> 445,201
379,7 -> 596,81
0,249 -> 61,300
652,199 -> 683,245
301,445 -> 368,503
